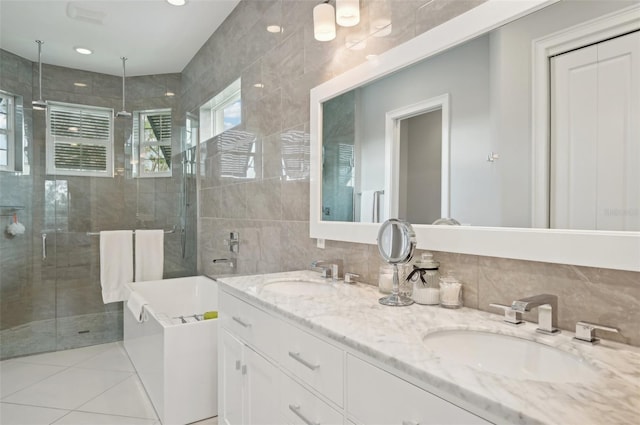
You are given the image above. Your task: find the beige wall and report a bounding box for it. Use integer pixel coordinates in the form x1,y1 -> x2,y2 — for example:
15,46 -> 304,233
183,0 -> 640,346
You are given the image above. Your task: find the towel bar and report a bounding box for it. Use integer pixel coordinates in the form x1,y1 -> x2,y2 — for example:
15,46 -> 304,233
87,225 -> 177,236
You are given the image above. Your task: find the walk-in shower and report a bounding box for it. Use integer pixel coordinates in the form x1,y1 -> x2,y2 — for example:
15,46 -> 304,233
0,51 -> 194,360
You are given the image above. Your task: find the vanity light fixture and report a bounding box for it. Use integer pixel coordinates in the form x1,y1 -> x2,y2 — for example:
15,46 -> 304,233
266,25 -> 282,33
165,91 -> 175,97
253,83 -> 265,88
73,82 -> 88,87
32,40 -> 47,110
166,0 -> 186,6
336,0 -> 360,27
74,46 -> 93,55
313,1 -> 336,41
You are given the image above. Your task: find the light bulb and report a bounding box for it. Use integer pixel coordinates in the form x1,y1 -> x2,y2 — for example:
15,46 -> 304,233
336,0 -> 360,27
313,3 -> 336,42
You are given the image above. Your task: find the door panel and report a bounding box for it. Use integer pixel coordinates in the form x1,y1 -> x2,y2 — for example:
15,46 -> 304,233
550,31 -> 640,230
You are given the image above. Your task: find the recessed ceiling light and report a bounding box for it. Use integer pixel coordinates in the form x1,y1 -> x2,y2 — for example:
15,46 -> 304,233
74,47 -> 93,55
253,83 -> 265,88
74,82 -> 88,87
267,25 -> 282,33
165,91 -> 175,97
166,0 -> 187,6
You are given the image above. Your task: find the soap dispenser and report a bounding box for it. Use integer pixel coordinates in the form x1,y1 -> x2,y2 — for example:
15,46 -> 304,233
409,252 -> 440,305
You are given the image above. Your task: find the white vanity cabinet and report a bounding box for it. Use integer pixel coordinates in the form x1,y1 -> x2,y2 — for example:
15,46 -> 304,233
218,290 -> 283,425
219,287 -> 489,425
219,330 -> 282,425
278,320 -> 344,407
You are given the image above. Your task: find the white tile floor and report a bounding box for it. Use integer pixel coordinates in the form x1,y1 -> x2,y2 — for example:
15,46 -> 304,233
0,342 -> 218,425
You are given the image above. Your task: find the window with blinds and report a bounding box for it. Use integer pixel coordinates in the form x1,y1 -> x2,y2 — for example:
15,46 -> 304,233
46,102 -> 114,177
0,93 -> 15,172
132,109 -> 172,178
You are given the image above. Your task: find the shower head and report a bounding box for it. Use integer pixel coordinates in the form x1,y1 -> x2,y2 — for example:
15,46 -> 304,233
117,56 -> 130,117
32,40 -> 47,110
116,110 -> 132,118
32,99 -> 48,111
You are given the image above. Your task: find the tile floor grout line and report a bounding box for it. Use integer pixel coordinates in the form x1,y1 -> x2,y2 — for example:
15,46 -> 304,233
0,399 -> 72,411
0,363 -> 71,400
73,406 -> 158,421
69,368 -> 137,411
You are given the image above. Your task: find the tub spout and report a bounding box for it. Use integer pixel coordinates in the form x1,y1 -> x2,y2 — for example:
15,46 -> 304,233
212,258 -> 236,269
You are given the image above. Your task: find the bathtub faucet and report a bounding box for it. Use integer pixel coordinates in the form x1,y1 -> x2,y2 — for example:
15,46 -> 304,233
212,258 -> 236,269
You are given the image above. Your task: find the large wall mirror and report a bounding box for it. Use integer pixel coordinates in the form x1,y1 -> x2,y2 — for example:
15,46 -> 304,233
310,0 -> 640,271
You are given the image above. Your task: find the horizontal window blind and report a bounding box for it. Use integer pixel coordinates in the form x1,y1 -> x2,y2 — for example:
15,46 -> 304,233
47,102 -> 113,176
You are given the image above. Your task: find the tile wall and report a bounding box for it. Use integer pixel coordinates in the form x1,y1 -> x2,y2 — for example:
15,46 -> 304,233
185,0 -> 640,346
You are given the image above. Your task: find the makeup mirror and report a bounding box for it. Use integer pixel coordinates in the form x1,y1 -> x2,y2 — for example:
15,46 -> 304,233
377,219 -> 416,306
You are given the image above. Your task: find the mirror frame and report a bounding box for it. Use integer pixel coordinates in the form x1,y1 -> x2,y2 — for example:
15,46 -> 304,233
310,0 -> 640,272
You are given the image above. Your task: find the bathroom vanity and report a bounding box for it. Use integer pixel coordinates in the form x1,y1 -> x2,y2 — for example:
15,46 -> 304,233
216,271 -> 640,425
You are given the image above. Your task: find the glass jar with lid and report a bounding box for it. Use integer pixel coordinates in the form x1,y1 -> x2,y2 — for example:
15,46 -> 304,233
409,252 -> 441,305
439,271 -> 463,308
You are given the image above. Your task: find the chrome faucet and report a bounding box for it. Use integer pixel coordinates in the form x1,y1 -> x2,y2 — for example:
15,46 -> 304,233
310,259 -> 343,281
511,294 -> 559,335
574,321 -> 619,345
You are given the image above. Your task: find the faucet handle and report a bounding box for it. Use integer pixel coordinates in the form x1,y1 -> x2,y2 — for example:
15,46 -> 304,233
574,321 -> 619,345
489,303 -> 524,325
344,272 -> 360,284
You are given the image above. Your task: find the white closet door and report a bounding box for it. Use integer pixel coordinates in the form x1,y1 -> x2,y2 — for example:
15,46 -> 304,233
596,32 -> 640,231
551,31 -> 640,231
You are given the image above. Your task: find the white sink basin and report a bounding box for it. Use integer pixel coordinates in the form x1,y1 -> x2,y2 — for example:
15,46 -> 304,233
259,279 -> 337,297
423,330 -> 599,383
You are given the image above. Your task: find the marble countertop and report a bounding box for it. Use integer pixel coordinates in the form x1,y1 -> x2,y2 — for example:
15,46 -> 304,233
215,270 -> 640,425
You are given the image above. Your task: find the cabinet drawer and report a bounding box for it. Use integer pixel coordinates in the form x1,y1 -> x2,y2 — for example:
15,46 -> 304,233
346,354 -> 489,425
279,320 -> 344,407
219,290 -> 279,361
281,373 -> 343,425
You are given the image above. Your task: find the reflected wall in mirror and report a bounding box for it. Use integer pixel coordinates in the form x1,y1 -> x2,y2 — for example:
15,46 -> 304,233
319,0 -> 639,230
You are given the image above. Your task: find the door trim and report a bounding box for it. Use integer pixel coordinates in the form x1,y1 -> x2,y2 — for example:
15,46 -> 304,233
385,94 -> 450,221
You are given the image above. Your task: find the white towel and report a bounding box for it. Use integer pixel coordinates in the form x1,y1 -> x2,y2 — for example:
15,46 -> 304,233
100,230 -> 133,303
126,291 -> 148,323
135,229 -> 164,282
360,190 -> 376,222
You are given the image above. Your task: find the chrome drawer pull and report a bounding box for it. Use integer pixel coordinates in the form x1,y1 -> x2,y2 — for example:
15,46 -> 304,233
232,316 -> 251,328
289,404 -> 320,425
288,351 -> 319,370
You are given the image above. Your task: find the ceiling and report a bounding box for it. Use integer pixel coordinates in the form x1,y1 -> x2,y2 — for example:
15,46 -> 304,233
0,0 -> 241,77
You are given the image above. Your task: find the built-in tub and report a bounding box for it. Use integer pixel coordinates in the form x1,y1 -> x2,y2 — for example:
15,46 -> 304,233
123,276 -> 218,425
